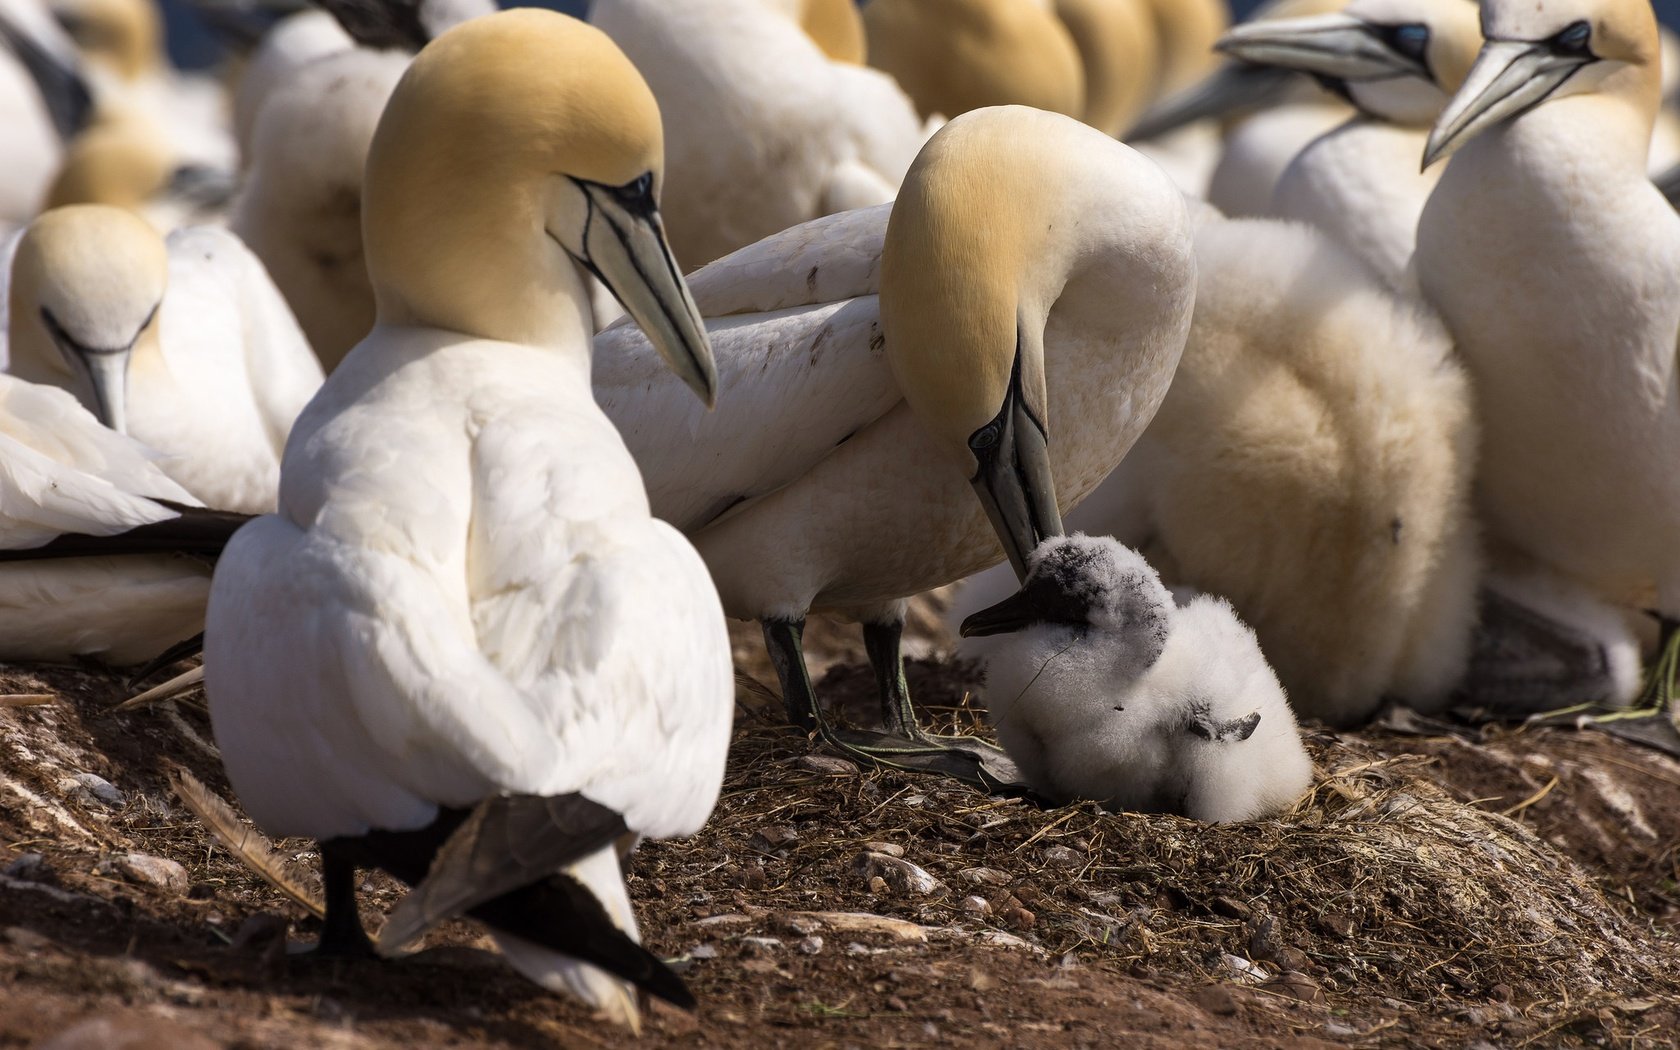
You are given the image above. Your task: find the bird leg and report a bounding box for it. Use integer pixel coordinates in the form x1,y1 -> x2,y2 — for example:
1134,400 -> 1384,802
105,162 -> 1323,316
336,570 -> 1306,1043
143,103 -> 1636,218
761,616 -> 1029,793
306,841 -> 376,959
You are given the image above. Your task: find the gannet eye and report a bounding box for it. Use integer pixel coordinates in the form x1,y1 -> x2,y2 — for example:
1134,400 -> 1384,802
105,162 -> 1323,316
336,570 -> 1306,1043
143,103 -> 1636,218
1378,23 -> 1431,65
969,421 -> 1001,450
614,172 -> 655,203
1551,20 -> 1592,56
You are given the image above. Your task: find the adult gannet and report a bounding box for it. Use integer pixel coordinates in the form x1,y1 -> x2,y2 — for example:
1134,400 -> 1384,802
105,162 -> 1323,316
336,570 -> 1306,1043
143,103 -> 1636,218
6,206 -> 323,513
1215,0 -> 1481,289
0,0 -> 91,229
597,106 -> 1196,784
762,0 -> 868,64
963,535 -> 1313,822
45,111 -> 234,231
0,372 -> 224,665
591,0 -> 927,268
1416,0 -> 1680,705
1139,0 -> 1229,95
229,9 -> 352,159
863,0 -> 1086,121
951,210 -> 1482,725
203,10 -> 731,1027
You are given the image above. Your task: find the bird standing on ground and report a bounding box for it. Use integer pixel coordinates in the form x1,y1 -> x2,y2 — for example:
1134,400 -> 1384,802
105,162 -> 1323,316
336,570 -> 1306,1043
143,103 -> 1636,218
962,534 -> 1313,822
1416,0 -> 1680,709
204,10 -> 733,1028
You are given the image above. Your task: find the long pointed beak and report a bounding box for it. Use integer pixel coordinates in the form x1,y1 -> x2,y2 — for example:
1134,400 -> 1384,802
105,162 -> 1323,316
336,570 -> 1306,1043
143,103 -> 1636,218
1423,39 -> 1595,168
575,182 -> 718,408
968,351 -> 1062,582
1215,13 -> 1430,83
960,586 -> 1043,638
1125,61 -> 1298,141
78,347 -> 132,434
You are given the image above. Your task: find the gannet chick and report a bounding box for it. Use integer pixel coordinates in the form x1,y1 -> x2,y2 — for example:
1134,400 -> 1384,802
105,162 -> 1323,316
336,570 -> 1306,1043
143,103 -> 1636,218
0,372 -> 231,665
1215,0 -> 1481,290
0,0 -> 90,230
6,205 -> 323,512
952,213 -> 1482,726
591,0 -> 927,268
230,10 -> 352,159
204,10 -> 730,1028
963,535 -> 1313,822
1417,0 -> 1680,706
863,0 -> 1086,121
596,106 -> 1196,787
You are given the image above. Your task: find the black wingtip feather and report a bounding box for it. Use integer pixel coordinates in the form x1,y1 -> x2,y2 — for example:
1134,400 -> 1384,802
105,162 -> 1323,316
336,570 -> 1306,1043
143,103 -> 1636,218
0,504 -> 253,563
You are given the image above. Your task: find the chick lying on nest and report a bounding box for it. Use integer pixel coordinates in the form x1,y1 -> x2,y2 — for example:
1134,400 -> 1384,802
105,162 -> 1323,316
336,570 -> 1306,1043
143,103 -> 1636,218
961,534 -> 1313,822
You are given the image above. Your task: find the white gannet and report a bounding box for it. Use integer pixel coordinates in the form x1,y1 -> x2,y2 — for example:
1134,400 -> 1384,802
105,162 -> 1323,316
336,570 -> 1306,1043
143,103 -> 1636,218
1417,0 -> 1680,705
954,210 -> 1482,725
0,0 -> 91,230
230,9 -> 352,160
590,0 -> 927,268
231,46 -> 408,369
44,110 -> 235,232
0,372 -> 230,666
48,0 -> 237,174
203,10 -> 731,1028
962,534 -> 1313,822
1215,0 -> 1480,290
6,205 -> 323,513
596,106 -> 1196,784
862,0 -> 1087,122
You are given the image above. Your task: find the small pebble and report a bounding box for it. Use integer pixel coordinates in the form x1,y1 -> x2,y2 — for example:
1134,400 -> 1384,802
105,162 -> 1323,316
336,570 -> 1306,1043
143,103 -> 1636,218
1261,971 -> 1325,1005
959,895 -> 992,917
1247,914 -> 1279,960
1192,984 -> 1239,1016
862,841 -> 904,858
1041,845 -> 1083,869
797,935 -> 823,955
739,936 -> 781,955
99,854 -> 190,895
955,866 -> 1011,887
1212,896 -> 1252,922
1001,906 -> 1035,930
854,852 -> 942,895
689,943 -> 719,960
71,773 -> 126,807
868,876 -> 890,896
752,825 -> 798,848
3,852 -> 50,881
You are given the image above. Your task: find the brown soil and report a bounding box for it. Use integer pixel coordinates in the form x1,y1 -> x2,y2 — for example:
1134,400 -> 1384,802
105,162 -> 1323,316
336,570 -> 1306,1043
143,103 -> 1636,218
2,613 -> 1678,1048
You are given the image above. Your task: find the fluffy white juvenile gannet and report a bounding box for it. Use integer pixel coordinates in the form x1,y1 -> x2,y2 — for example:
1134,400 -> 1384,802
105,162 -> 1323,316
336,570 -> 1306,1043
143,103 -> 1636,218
597,106 -> 1196,787
203,10 -> 731,1028
1215,0 -> 1481,289
0,372 -> 237,665
6,205 -> 323,512
963,535 -> 1313,822
1416,0 -> 1680,707
591,0 -> 927,268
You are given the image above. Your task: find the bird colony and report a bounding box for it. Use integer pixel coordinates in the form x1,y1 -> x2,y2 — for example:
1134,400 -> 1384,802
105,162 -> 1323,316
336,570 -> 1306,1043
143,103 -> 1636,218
0,0 -> 1676,1032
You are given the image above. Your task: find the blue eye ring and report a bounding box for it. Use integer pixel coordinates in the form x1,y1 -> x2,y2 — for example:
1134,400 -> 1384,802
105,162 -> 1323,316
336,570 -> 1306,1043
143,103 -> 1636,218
1554,20 -> 1592,55
1385,22 -> 1431,63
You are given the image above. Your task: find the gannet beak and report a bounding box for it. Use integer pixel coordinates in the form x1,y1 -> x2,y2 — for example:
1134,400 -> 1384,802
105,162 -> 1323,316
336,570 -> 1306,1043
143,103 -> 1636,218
569,174 -> 718,408
959,571 -> 1079,638
968,352 -> 1062,581
1187,711 -> 1262,742
1215,13 -> 1432,84
40,307 -> 135,434
1125,60 -> 1297,141
0,10 -> 92,142
1423,36 -> 1597,168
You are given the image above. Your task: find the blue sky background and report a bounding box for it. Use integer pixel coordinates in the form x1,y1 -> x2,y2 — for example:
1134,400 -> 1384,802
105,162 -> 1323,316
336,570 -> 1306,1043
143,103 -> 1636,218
158,0 -> 1680,69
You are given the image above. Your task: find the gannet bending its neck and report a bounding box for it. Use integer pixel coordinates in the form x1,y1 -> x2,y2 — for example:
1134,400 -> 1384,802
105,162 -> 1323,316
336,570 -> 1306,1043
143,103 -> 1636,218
0,0 -> 91,229
863,0 -> 1086,121
963,535 -> 1313,822
591,0 -> 926,269
0,372 -> 225,665
952,210 -> 1482,725
598,106 -> 1196,786
6,206 -> 323,513
1416,0 -> 1680,705
1216,0 -> 1481,289
204,10 -> 730,1027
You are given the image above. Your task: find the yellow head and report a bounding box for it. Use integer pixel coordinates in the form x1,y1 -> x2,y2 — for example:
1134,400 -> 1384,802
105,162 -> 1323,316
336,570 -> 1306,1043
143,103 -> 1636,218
45,111 -> 172,213
49,0 -> 160,81
864,0 -> 1086,119
1054,0 -> 1161,135
1425,0 -> 1660,165
363,10 -> 715,403
792,0 -> 867,63
7,205 -> 168,434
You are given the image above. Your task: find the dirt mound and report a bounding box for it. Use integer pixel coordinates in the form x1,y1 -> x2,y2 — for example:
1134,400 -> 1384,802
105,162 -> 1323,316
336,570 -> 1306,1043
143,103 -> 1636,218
1,625 -> 1678,1047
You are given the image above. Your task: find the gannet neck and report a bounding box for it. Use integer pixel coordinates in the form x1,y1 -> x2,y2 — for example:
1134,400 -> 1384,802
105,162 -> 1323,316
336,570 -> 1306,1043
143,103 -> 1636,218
1141,0 -> 1229,95
776,0 -> 867,64
362,11 -> 662,353
7,204 -> 167,431
1054,0 -> 1161,136
883,106 -> 1188,460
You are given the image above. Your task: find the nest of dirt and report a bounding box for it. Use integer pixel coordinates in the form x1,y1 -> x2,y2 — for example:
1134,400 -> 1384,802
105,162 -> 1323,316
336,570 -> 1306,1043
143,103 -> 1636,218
0,615 -> 1677,1048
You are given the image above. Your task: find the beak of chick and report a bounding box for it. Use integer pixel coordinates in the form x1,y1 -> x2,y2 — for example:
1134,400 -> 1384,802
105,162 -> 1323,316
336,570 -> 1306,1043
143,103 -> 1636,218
1187,710 -> 1262,742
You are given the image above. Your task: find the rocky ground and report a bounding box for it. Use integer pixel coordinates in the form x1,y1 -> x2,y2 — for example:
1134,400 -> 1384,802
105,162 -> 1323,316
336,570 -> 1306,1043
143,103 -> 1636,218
1,613 -> 1678,1048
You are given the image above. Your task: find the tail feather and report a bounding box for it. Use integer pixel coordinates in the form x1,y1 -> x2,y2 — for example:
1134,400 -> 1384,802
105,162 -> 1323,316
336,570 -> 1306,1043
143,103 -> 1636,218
0,505 -> 252,562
